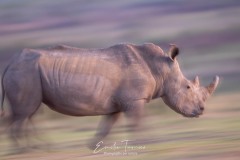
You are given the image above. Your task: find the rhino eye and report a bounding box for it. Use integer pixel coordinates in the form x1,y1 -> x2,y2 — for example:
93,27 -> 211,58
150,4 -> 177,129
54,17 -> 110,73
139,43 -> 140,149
187,85 -> 191,89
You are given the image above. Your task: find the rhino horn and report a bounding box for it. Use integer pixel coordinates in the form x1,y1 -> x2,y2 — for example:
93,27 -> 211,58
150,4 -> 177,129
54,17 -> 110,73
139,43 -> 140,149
206,76 -> 219,95
192,76 -> 200,86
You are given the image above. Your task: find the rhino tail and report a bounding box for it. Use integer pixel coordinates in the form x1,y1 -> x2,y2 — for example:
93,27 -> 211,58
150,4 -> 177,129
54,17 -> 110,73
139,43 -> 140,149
0,79 -> 5,117
0,65 -> 9,117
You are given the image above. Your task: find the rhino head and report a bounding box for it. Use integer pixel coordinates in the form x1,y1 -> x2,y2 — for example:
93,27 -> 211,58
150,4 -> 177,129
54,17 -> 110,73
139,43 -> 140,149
160,45 -> 219,118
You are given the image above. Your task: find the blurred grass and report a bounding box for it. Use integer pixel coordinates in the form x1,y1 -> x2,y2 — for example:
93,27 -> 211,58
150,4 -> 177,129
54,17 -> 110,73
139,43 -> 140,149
0,0 -> 240,159
1,92 -> 240,159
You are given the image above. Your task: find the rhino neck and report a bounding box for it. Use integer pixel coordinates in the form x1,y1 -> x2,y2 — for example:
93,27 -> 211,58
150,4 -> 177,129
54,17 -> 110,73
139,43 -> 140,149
160,60 -> 185,98
128,43 -> 170,99
145,56 -> 171,99
151,74 -> 164,99
149,56 -> 183,99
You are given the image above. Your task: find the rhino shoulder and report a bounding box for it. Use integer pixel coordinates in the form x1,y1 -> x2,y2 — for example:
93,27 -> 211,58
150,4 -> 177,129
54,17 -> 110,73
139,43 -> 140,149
108,43 -> 133,50
142,43 -> 164,55
49,44 -> 77,50
113,43 -> 164,56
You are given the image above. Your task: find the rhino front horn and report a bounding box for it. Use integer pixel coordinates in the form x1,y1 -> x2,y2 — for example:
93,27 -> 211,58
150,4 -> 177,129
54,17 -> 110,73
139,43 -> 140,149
206,76 -> 219,95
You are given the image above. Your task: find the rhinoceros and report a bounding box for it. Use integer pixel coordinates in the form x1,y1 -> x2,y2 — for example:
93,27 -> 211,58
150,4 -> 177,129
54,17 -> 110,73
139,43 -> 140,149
0,43 -> 219,149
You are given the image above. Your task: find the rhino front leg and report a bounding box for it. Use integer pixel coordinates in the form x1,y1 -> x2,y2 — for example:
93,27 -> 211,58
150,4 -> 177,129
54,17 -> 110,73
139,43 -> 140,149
124,100 -> 145,132
88,112 -> 121,150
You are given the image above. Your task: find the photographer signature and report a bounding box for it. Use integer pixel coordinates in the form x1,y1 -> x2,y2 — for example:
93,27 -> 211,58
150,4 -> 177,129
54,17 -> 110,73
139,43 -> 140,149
93,140 -> 146,153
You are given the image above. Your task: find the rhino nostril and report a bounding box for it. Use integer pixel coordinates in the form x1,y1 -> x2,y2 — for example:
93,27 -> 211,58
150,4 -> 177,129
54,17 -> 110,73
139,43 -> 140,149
200,106 -> 204,111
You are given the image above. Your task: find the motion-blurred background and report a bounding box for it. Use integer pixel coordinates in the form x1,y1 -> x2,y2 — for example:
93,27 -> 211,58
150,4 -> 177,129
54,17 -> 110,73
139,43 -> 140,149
0,0 -> 240,159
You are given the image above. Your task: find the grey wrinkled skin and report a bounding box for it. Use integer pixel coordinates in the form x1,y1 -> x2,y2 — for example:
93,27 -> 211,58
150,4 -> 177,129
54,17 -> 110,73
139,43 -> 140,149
0,43 -> 219,149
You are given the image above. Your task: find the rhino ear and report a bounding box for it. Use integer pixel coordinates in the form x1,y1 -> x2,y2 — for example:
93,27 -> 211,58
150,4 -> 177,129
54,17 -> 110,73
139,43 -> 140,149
168,44 -> 179,61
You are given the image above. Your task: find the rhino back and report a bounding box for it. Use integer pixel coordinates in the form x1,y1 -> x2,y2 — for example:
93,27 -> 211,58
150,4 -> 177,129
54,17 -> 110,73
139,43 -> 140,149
41,44 -> 156,106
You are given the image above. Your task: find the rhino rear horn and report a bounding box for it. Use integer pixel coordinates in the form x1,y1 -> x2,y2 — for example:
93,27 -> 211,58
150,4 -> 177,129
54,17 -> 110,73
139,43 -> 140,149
206,76 -> 219,95
169,44 -> 179,61
192,76 -> 200,86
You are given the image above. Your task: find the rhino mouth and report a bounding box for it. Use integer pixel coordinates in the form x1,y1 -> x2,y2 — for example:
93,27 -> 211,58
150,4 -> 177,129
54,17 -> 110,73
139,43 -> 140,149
162,96 -> 203,118
183,113 -> 200,118
169,104 -> 202,118
181,109 -> 203,118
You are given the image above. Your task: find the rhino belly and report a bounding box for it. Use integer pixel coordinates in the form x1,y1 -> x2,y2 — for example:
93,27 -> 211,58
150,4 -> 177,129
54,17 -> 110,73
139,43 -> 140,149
41,74 -> 117,116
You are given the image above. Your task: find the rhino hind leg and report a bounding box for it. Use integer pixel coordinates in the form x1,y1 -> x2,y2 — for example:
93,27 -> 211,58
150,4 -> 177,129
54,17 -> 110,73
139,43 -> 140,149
8,99 -> 42,153
9,116 -> 29,153
4,71 -> 42,153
